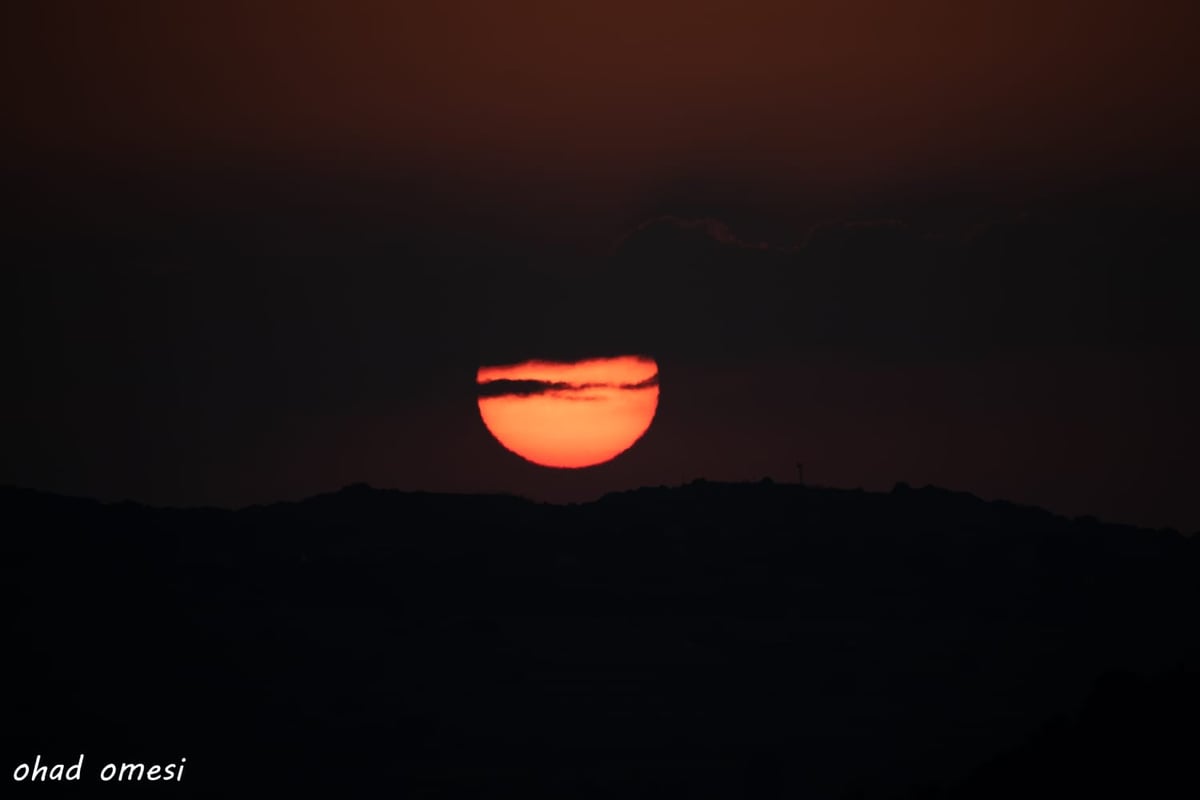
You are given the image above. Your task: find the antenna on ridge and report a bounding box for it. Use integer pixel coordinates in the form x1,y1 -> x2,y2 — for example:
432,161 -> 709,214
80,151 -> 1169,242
795,461 -> 804,484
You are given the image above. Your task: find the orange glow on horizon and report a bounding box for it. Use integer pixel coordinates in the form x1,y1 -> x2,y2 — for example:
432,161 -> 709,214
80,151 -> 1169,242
477,355 -> 659,468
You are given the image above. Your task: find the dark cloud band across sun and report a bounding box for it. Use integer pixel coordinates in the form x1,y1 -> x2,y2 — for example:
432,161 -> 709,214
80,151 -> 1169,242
477,374 -> 662,398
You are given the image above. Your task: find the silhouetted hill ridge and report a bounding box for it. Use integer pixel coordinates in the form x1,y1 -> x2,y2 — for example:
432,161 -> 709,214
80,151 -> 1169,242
1,479 -> 1190,538
3,480 -> 1197,798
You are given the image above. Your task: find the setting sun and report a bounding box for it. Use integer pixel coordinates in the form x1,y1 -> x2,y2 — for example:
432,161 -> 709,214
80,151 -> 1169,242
477,355 -> 659,468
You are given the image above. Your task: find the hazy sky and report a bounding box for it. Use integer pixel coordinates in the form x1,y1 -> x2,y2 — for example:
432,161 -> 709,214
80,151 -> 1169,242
3,1 -> 1198,530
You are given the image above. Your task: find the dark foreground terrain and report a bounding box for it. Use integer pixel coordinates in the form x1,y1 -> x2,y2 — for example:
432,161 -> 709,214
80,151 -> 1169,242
4,481 -> 1198,798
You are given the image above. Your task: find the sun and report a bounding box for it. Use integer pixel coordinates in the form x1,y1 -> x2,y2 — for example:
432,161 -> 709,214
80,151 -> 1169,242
477,355 -> 659,468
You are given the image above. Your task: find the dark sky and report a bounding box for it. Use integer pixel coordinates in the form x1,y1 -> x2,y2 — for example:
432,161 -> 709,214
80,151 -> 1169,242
3,1 -> 1198,530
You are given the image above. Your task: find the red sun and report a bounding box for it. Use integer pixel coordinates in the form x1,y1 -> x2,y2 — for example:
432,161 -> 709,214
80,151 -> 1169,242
477,355 -> 659,468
